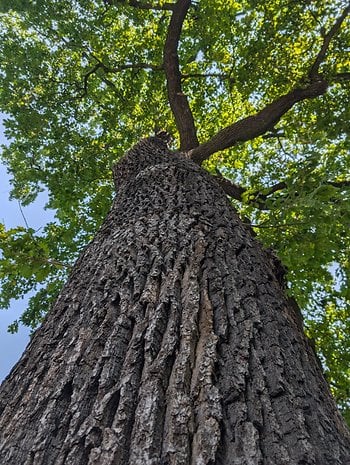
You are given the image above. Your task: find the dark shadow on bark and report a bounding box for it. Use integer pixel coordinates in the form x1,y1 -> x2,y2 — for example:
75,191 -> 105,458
0,137 -> 349,464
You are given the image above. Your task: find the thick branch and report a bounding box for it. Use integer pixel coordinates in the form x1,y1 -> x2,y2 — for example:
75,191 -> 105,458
214,176 -> 246,202
188,79 -> 328,164
309,3 -> 350,79
213,172 -> 287,209
163,0 -> 199,150
187,5 -> 348,164
332,72 -> 350,83
214,174 -> 349,209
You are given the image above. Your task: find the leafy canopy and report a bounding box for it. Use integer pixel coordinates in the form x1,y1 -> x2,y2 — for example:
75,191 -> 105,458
0,0 -> 349,418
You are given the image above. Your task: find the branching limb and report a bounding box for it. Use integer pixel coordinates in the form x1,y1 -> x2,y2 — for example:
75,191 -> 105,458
309,3 -> 350,79
81,63 -> 102,96
331,72 -> 350,83
86,53 -> 163,73
80,59 -> 163,97
213,174 -> 246,202
163,0 -> 199,150
214,173 -> 350,209
213,172 -> 287,210
187,4 -> 349,164
188,79 -> 328,164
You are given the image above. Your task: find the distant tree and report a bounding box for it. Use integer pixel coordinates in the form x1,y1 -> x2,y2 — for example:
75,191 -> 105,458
0,1 -> 349,461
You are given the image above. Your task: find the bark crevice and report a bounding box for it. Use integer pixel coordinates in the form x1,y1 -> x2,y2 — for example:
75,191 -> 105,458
0,137 -> 349,464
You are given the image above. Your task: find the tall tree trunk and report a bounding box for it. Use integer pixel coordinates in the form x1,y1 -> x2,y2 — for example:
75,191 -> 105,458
0,137 -> 349,465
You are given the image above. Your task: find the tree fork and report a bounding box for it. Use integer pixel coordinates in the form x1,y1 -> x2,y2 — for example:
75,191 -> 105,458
0,137 -> 349,464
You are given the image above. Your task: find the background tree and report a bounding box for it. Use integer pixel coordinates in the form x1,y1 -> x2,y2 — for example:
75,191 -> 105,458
0,0 -> 349,429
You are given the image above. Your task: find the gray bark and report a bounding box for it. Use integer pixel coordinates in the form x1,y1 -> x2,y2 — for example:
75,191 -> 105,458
0,137 -> 349,464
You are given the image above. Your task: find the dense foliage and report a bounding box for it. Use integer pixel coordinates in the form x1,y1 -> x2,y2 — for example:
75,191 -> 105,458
0,0 -> 349,420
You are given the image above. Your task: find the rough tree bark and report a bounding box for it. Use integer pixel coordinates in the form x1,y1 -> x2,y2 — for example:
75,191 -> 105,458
0,137 -> 349,464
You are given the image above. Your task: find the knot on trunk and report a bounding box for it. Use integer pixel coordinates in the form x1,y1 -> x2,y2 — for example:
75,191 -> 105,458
112,136 -> 175,190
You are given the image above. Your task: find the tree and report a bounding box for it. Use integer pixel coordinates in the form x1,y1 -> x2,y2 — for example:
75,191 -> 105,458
0,0 -> 349,462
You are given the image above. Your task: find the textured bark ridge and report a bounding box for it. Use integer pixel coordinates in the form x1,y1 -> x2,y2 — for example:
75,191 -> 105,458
0,138 -> 349,464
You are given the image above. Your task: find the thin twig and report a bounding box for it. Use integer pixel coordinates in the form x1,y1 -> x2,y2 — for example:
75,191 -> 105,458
80,60 -> 163,98
181,72 -> 230,80
104,0 -> 175,11
18,201 -> 31,230
81,63 -> 102,96
327,180 -> 350,188
41,258 -> 72,270
248,221 -> 308,229
17,203 -> 72,270
309,3 -> 350,78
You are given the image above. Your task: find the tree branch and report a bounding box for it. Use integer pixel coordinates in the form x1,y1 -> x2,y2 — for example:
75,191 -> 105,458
37,257 -> 73,270
103,62 -> 164,73
213,172 -> 287,210
186,4 -> 349,164
181,72 -> 230,80
214,175 -> 246,202
309,3 -> 350,79
81,63 -> 102,97
327,180 -> 350,188
214,174 -> 349,209
188,79 -> 328,164
163,0 -> 199,150
104,0 -> 175,10
86,52 -> 164,73
79,63 -> 125,100
79,60 -> 163,97
214,177 -> 285,210
331,72 -> 350,83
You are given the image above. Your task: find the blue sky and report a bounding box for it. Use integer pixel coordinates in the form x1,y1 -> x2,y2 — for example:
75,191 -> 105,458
0,116 -> 55,381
